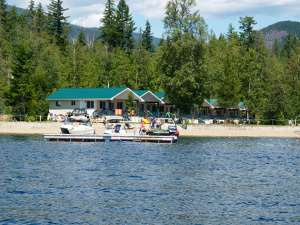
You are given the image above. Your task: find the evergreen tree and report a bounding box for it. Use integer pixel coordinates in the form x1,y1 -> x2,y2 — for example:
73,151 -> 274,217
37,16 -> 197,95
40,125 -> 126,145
160,0 -> 208,114
25,0 -> 37,35
36,2 -> 46,33
142,20 -> 155,53
5,5 -> 19,42
76,29 -> 86,46
47,0 -> 71,49
115,0 -> 136,52
281,30 -> 296,59
217,36 -> 242,109
284,49 -> 300,122
26,0 -> 35,22
272,39 -> 280,57
0,0 -> 7,28
99,0 -> 117,48
239,16 -> 257,50
109,47 -> 135,88
226,23 -> 238,42
4,41 -> 34,114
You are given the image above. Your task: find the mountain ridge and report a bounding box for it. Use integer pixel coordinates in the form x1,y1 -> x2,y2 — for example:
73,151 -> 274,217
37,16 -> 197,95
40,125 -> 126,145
6,4 -> 300,49
260,21 -> 300,48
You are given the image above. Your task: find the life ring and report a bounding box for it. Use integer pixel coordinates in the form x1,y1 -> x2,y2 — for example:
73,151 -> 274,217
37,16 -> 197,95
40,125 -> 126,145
55,114 -> 66,122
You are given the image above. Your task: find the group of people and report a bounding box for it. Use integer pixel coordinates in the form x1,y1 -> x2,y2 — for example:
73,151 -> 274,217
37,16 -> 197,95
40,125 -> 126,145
140,118 -> 162,132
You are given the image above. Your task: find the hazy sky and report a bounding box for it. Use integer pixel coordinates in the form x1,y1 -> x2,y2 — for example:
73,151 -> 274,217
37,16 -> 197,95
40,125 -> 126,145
6,0 -> 300,38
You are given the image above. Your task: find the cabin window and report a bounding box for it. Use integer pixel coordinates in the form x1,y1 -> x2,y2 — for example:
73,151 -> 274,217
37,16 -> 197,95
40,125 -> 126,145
230,111 -> 234,117
71,101 -> 76,106
159,106 -> 164,112
202,109 -> 206,115
56,101 -> 61,106
117,102 -> 123,109
147,105 -> 150,111
110,102 -> 115,109
87,101 -> 94,109
100,101 -> 106,109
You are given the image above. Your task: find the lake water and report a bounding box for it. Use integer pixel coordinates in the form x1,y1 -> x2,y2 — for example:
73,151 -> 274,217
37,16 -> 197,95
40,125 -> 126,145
0,134 -> 300,224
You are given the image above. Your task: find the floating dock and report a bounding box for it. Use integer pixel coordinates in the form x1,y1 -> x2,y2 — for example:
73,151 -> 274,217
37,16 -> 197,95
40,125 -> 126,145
44,134 -> 177,143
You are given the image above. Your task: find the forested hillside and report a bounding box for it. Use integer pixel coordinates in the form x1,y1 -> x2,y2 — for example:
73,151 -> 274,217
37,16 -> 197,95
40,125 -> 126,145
5,4 -> 160,46
260,21 -> 300,48
1,0 -> 300,123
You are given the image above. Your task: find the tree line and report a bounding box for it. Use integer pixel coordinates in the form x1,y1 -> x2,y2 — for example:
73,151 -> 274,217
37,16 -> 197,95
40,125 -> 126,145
0,0 -> 300,122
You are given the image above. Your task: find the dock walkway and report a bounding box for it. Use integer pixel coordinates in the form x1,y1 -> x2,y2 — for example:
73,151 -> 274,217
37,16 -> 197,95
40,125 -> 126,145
44,134 -> 177,143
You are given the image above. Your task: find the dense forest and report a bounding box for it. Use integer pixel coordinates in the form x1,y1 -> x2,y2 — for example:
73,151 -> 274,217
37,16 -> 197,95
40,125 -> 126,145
1,0 -> 300,122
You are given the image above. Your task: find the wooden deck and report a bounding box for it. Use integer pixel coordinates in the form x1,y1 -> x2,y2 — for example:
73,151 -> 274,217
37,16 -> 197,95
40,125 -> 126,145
44,134 -> 177,143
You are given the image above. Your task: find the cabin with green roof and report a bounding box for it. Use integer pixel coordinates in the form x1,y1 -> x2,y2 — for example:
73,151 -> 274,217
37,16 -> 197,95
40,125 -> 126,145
46,87 -> 143,117
198,99 -> 248,123
46,87 -> 248,122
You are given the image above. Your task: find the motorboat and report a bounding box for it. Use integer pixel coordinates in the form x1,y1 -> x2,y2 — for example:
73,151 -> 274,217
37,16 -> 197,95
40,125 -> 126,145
68,121 -> 95,135
145,118 -> 179,137
60,120 -> 74,134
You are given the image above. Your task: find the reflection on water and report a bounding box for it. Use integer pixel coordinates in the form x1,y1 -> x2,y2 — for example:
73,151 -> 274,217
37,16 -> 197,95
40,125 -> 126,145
0,134 -> 300,224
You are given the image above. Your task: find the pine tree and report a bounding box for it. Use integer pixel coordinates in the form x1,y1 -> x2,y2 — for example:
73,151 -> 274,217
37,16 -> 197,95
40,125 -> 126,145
77,29 -> 86,46
142,20 -> 155,53
36,2 -> 46,33
5,5 -> 18,42
0,0 -> 7,28
226,23 -> 238,42
26,0 -> 35,22
217,38 -> 242,110
4,41 -> 34,114
99,0 -> 117,48
115,0 -> 136,52
160,0 -> 208,114
239,16 -> 257,50
272,39 -> 280,57
47,0 -> 71,49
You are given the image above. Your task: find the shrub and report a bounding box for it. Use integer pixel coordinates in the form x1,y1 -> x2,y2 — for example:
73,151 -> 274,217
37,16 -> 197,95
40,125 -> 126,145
25,116 -> 36,122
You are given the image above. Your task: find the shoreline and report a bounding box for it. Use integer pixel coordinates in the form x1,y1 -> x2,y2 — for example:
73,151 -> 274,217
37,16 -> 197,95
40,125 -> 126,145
1,122 -> 300,138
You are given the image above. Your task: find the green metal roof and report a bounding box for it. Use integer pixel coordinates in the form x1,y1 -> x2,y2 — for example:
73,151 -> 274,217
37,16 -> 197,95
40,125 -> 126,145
133,90 -> 149,97
153,93 -> 165,99
205,99 -> 218,106
238,102 -> 244,107
46,87 -> 128,100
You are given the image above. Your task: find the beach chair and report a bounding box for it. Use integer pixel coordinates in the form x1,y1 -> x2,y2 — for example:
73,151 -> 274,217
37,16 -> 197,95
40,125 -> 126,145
114,124 -> 121,133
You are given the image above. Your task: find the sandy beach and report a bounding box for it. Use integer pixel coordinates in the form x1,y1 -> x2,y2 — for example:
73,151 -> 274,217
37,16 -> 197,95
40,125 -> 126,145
1,122 -> 300,138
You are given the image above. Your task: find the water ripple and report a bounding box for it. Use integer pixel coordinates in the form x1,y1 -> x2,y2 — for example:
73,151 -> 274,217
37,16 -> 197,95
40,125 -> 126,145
0,134 -> 300,224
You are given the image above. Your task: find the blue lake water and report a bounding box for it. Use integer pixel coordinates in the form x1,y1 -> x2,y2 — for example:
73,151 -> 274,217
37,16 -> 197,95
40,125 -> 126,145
0,134 -> 300,224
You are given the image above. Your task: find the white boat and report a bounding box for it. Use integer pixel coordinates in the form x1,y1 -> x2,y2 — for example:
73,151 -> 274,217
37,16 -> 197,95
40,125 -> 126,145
69,121 -> 95,135
60,120 -> 74,134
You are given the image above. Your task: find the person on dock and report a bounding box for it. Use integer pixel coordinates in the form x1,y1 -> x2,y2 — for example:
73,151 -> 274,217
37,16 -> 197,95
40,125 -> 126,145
156,119 -> 162,129
140,119 -> 147,133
